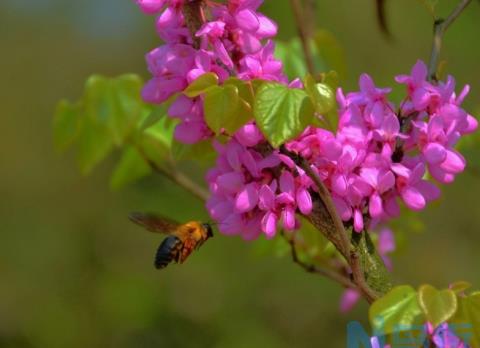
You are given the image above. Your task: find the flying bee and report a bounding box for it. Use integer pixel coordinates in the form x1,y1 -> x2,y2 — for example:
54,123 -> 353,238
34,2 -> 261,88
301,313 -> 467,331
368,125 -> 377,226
129,212 -> 213,269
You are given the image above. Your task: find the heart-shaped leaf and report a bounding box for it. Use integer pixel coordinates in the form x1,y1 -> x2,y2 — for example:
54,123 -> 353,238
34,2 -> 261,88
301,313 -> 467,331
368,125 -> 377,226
450,291 -> 480,347
369,285 -> 423,335
183,73 -> 218,98
254,82 -> 314,148
418,284 -> 457,328
204,85 -> 252,135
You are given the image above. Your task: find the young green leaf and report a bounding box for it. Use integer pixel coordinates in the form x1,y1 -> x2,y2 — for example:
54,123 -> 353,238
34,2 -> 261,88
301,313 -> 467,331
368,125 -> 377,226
418,284 -> 457,328
303,75 -> 335,114
369,285 -> 423,335
84,74 -> 144,146
450,292 -> 480,347
53,100 -> 82,152
254,83 -> 314,148
110,146 -> 152,190
76,116 -> 114,175
183,73 -> 218,98
204,85 -> 252,135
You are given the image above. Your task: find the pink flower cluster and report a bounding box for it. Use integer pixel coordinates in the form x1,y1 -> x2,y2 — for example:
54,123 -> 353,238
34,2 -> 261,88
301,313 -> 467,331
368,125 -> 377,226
207,61 -> 477,239
137,0 -> 284,143
206,123 -> 313,240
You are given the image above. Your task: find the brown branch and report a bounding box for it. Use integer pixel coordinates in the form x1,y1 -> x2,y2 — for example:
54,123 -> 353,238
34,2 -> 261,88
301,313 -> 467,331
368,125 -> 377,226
280,146 -> 379,303
182,0 -> 205,49
289,0 -> 316,75
427,0 -> 472,81
284,233 -> 357,289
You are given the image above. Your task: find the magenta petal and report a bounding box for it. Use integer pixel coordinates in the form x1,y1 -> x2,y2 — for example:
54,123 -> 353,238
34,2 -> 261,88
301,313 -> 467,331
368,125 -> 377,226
401,187 -> 426,211
440,149 -> 466,174
220,213 -> 243,236
279,171 -> 295,196
378,228 -> 395,255
276,192 -> 295,205
261,211 -> 278,239
331,174 -> 348,196
416,180 -> 441,202
235,183 -> 259,213
174,121 -> 206,144
208,200 -> 233,220
216,172 -> 244,194
429,164 -> 456,184
281,206 -> 296,231
235,9 -> 260,32
168,95 -> 194,118
340,289 -> 361,313
235,124 -> 263,147
378,171 -> 395,193
463,114 -> 478,134
137,0 -> 165,14
383,114 -> 400,135
296,187 -> 313,215
258,184 -> 275,210
369,193 -> 383,218
423,143 -> 447,164
256,14 -> 277,38
384,195 -> 400,217
412,60 -> 428,82
332,196 -> 352,221
353,209 -> 364,232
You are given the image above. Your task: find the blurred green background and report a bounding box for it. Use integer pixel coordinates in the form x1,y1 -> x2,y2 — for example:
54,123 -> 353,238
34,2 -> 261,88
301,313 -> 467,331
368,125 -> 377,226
1,0 -> 479,347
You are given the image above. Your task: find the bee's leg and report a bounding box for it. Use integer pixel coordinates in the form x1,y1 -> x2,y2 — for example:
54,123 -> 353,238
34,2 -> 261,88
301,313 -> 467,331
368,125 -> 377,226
179,238 -> 196,263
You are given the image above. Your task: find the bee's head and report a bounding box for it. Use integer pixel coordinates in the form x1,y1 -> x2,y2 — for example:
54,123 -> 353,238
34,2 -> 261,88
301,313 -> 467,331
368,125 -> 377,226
202,223 -> 214,238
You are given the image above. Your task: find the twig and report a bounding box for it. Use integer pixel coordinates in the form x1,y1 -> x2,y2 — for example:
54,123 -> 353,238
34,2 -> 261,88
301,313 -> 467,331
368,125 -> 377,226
136,146 -> 209,202
289,0 -> 316,75
284,233 -> 357,289
428,0 -> 472,81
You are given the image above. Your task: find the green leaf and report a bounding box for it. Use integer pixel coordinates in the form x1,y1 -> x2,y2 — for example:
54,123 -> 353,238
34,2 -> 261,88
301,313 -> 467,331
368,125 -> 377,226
254,83 -> 314,148
183,73 -> 218,98
139,115 -> 177,167
418,284 -> 457,328
314,29 -> 347,81
76,116 -> 114,175
303,75 -> 337,131
140,105 -> 167,130
110,146 -> 152,190
369,285 -> 423,335
53,100 -> 82,152
353,231 -> 392,295
223,77 -> 256,107
83,74 -> 144,146
204,85 -> 252,135
450,292 -> 480,347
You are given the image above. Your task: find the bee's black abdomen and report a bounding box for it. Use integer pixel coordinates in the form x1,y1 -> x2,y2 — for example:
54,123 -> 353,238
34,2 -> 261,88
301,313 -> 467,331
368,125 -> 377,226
155,235 -> 182,269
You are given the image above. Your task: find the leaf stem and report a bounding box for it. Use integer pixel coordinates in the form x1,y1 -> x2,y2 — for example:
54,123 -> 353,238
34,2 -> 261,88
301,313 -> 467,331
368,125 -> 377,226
427,0 -> 472,81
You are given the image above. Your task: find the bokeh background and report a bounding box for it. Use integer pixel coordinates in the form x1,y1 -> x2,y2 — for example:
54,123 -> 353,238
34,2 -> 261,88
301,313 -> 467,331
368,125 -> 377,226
1,0 -> 479,347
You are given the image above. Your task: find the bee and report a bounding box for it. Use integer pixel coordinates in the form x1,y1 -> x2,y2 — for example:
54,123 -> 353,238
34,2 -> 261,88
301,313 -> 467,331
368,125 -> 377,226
129,212 -> 213,269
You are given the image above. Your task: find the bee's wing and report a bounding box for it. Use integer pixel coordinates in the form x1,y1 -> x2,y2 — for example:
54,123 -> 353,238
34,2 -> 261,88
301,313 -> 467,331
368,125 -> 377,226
129,212 -> 181,234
